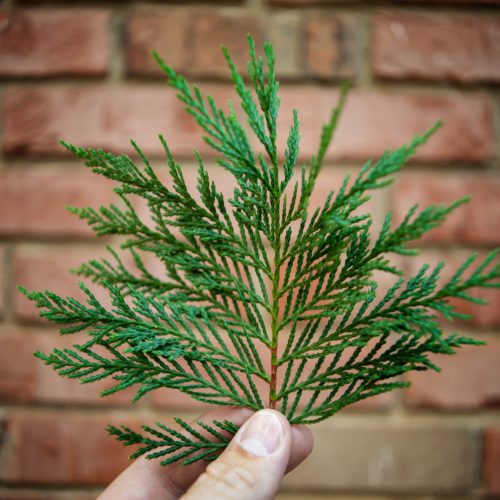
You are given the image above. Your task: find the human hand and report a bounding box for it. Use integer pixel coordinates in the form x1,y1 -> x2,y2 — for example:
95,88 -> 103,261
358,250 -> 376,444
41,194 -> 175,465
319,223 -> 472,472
99,407 -> 313,500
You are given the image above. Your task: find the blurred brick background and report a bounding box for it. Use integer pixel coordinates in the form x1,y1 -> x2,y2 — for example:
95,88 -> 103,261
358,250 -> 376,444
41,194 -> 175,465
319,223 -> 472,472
0,0 -> 500,498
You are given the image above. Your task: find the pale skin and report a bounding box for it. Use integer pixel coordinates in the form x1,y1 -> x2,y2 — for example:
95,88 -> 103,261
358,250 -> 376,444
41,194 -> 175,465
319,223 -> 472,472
99,407 -> 314,500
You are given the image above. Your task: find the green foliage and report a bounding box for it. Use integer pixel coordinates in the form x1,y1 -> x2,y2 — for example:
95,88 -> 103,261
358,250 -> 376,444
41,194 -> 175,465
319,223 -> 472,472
108,418 -> 239,466
20,36 -> 500,465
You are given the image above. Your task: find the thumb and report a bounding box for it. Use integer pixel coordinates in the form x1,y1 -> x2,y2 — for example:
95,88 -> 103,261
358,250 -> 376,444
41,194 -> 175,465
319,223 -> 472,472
181,409 -> 291,500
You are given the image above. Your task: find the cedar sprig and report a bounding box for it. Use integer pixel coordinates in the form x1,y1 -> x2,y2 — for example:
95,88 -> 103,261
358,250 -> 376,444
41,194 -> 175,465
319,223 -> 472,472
19,35 -> 500,465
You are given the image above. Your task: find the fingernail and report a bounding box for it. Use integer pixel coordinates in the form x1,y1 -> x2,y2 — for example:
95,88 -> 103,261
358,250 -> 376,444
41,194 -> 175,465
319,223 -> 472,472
237,410 -> 284,457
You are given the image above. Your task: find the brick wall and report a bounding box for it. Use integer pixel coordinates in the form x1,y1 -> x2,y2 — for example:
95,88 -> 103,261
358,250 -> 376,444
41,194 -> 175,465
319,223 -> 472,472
0,0 -> 499,498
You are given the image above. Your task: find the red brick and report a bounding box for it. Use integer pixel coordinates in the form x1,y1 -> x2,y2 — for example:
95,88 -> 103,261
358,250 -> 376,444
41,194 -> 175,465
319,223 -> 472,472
485,427 -> 500,496
126,10 -> 264,79
405,334 -> 500,410
392,172 -> 500,246
0,166 -> 115,238
12,244 -> 110,322
279,88 -> 493,164
190,12 -> 264,78
3,85 -> 492,164
0,411 -> 131,485
307,165 -> 384,223
374,13 -> 500,84
402,249 -> 500,329
151,388 -> 211,411
0,330 -> 133,406
125,9 -> 190,77
0,245 -> 5,318
0,10 -> 110,77
2,85 -> 227,158
305,17 -> 354,80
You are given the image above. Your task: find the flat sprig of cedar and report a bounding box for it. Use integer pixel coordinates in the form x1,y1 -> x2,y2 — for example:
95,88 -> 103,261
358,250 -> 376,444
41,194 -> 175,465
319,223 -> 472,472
20,35 -> 500,466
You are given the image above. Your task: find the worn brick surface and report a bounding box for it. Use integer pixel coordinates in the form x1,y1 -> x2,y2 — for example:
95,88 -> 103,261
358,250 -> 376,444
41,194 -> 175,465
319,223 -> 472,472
0,10 -> 110,77
392,172 -> 500,246
125,9 -> 190,76
0,245 -> 5,318
305,16 -> 354,80
126,10 -> 264,79
2,85 -> 217,157
0,330 -> 134,406
0,412 -> 131,485
12,244 -> 110,322
4,86 -> 493,163
279,88 -> 493,163
1,2 -> 500,498
151,388 -> 211,411
284,420 -> 479,493
190,12 -> 264,78
0,166 -> 115,238
405,334 -> 500,409
374,13 -> 500,83
484,427 -> 500,496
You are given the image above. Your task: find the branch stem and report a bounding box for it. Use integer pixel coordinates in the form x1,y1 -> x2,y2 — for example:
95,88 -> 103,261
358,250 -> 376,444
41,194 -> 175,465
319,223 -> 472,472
269,344 -> 278,409
269,153 -> 281,409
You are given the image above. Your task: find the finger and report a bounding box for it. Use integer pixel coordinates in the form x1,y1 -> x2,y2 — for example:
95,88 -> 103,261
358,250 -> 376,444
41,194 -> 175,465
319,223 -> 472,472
98,407 -> 253,500
287,424 -> 314,473
181,409 -> 292,500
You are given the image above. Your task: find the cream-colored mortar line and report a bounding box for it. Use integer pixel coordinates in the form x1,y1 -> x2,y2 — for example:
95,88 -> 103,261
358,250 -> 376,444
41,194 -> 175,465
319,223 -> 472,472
352,11 -> 373,89
246,0 -> 267,10
304,2 -> 500,15
0,244 -> 16,328
368,78 -> 500,98
108,7 -> 127,84
5,72 -> 492,95
278,494 -> 483,500
492,92 -> 500,171
0,485 -> 471,500
0,487 -> 105,497
3,403 -> 500,429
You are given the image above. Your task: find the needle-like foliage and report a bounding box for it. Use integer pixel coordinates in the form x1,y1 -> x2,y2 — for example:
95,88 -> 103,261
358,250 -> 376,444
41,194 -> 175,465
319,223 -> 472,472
20,36 -> 500,466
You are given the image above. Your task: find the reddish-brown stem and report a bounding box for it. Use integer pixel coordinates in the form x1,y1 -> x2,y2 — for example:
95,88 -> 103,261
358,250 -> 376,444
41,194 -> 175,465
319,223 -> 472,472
269,345 -> 278,409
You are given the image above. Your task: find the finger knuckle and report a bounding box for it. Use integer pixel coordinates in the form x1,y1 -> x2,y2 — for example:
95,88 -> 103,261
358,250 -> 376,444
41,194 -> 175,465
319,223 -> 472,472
204,459 -> 258,491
